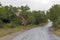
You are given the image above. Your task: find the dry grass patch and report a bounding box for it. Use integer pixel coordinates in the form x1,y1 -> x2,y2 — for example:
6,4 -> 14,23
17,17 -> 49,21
0,27 -> 25,37
54,30 -> 60,36
0,25 -> 37,37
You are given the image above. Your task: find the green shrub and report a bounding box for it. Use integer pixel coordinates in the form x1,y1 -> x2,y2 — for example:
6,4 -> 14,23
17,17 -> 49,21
53,19 -> 60,30
0,20 -> 4,28
4,22 -> 17,28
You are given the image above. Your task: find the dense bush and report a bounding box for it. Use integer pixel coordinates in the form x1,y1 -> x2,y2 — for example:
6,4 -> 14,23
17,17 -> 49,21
0,20 -> 4,28
53,19 -> 60,30
0,3 -> 47,28
47,4 -> 60,30
4,22 -> 17,28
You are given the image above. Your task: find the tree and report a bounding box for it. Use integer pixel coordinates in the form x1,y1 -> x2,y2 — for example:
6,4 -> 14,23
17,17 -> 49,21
47,5 -> 60,22
19,5 -> 30,25
47,4 -> 60,30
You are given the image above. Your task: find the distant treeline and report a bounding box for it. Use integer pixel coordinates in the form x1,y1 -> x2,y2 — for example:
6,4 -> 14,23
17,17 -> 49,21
0,3 -> 47,28
0,3 -> 60,30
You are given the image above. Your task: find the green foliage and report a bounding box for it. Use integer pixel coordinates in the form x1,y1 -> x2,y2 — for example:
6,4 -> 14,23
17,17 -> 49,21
4,22 -> 17,28
53,19 -> 60,30
0,3 -> 47,28
19,6 -> 47,25
31,11 -> 47,24
47,5 -> 60,22
27,13 -> 36,24
0,20 -> 4,28
47,4 -> 60,30
0,5 -> 19,28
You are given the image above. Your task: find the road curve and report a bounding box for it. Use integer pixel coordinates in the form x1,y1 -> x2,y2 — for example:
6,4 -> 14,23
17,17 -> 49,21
12,20 -> 60,40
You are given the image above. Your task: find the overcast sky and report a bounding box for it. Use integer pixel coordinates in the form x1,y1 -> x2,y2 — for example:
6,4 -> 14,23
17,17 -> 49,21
0,0 -> 60,11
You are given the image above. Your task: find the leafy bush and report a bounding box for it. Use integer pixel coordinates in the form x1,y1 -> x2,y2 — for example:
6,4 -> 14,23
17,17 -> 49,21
4,22 -> 17,28
0,20 -> 4,28
53,19 -> 60,30
0,3 -> 47,28
47,4 -> 60,30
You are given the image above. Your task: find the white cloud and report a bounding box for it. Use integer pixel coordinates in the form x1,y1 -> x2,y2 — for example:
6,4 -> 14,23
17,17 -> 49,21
0,0 -> 60,11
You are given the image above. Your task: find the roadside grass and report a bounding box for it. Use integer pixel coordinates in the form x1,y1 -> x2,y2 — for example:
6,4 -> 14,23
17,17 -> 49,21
0,25 -> 37,37
54,29 -> 60,36
0,27 -> 21,37
51,27 -> 60,36
0,22 -> 47,37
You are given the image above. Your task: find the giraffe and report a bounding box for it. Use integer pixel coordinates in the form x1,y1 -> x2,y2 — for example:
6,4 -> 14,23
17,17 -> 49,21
19,15 -> 27,26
